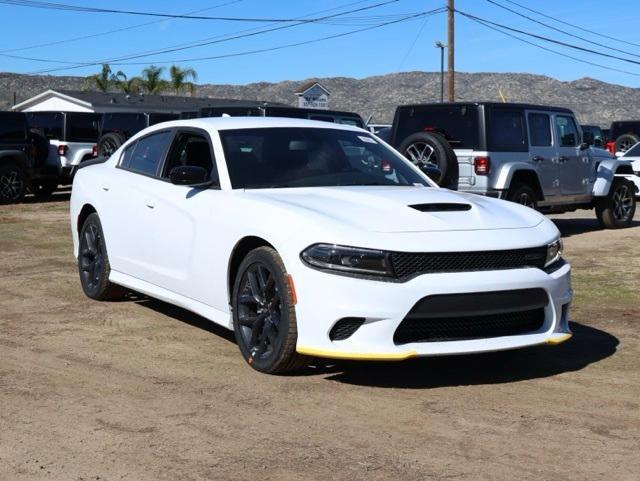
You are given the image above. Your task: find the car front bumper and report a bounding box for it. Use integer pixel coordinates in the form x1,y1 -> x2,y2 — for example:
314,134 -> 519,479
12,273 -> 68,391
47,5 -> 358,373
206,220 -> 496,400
291,261 -> 573,360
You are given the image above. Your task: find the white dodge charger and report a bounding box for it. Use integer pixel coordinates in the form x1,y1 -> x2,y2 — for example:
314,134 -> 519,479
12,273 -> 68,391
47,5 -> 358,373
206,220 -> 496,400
70,117 -> 573,374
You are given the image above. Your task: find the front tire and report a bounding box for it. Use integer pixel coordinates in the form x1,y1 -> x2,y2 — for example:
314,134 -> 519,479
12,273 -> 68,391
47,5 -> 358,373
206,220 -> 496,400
0,163 -> 27,204
232,247 -> 307,374
78,213 -> 126,300
507,183 -> 538,210
596,178 -> 636,229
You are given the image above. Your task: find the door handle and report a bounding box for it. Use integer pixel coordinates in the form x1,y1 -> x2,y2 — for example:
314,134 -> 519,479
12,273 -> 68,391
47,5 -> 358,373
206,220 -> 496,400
558,156 -> 569,163
102,186 -> 110,191
532,156 -> 545,162
145,202 -> 155,209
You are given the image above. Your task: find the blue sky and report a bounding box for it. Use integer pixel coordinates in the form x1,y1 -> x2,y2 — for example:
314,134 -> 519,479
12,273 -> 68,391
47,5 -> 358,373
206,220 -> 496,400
1,0 -> 639,87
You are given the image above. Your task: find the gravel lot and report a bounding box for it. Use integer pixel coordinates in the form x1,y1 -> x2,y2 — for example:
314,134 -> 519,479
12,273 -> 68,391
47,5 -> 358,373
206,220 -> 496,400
1,194 -> 639,481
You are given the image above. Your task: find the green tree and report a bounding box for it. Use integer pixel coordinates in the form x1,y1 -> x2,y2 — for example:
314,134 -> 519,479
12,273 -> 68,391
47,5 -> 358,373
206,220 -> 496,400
169,65 -> 198,95
85,64 -> 126,93
140,65 -> 167,94
117,76 -> 142,95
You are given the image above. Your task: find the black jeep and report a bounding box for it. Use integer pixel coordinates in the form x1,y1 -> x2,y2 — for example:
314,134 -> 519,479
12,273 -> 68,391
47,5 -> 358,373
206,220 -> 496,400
0,111 -> 59,203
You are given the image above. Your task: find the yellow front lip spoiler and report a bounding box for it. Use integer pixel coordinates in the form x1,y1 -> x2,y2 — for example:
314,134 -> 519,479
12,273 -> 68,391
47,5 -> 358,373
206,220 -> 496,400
296,346 -> 418,361
299,333 -> 573,360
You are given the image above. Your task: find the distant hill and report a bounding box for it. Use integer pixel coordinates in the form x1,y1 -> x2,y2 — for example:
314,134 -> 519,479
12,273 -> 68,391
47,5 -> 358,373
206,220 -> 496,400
2,71 -> 639,126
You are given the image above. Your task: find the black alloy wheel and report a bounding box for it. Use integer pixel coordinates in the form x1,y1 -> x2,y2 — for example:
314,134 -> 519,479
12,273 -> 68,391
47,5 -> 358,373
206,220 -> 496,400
0,164 -> 26,204
611,181 -> 634,222
232,247 -> 307,374
78,213 -> 125,300
98,132 -> 125,158
596,178 -> 637,229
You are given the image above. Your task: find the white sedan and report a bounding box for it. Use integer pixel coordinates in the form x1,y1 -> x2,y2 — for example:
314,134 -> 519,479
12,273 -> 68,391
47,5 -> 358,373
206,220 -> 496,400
70,117 -> 573,374
616,142 -> 640,198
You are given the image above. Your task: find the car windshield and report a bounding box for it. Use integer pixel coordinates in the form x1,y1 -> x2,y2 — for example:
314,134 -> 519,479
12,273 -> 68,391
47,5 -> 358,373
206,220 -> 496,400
220,127 -> 430,189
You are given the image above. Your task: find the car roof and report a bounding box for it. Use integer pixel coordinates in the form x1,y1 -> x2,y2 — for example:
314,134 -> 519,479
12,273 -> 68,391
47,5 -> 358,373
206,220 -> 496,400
396,102 -> 574,114
143,116 -> 368,132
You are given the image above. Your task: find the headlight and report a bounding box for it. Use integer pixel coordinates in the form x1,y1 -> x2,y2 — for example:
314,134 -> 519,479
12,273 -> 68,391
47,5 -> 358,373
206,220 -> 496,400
301,243 -> 393,277
545,238 -> 563,267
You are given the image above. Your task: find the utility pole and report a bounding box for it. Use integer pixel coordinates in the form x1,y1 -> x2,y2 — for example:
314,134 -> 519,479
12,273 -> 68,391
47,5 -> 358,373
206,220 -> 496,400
447,0 -> 455,102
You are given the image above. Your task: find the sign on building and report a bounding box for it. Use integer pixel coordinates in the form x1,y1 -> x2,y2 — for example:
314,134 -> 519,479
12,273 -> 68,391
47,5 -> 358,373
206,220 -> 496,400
295,82 -> 330,110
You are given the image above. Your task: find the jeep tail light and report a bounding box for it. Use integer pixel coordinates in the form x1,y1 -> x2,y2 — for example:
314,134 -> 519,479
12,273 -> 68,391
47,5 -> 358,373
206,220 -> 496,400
474,156 -> 490,175
57,145 -> 68,156
92,145 -> 98,157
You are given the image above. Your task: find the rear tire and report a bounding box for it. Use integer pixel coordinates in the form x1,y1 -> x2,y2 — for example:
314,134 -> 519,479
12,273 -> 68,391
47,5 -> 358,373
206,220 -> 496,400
506,183 -> 538,210
0,163 -> 27,204
232,247 -> 308,374
614,133 -> 640,153
98,132 -> 126,158
596,178 -> 636,229
398,132 -> 459,190
78,213 -> 126,300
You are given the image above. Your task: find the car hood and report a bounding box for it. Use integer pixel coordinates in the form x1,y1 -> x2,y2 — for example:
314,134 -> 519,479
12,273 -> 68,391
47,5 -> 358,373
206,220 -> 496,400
248,186 -> 545,233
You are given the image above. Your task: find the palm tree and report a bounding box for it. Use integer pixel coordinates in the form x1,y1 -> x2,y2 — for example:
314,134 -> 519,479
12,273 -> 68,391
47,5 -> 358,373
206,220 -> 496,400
140,65 -> 167,94
117,76 -> 142,95
169,65 -> 198,95
85,64 -> 126,93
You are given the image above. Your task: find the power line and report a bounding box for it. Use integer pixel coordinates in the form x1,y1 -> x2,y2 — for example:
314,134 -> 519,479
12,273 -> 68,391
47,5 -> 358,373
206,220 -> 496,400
25,0 -> 404,73
110,9 -> 446,66
460,11 -> 640,78
455,8 -> 640,67
486,0 -> 640,59
0,0 -> 244,54
397,14 -> 431,69
502,0 -> 640,49
0,0 -> 400,22
30,8 -> 446,74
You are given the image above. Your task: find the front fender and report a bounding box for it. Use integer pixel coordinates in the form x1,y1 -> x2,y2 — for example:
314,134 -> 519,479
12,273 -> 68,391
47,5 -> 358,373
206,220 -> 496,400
492,162 -> 537,191
592,159 -> 634,197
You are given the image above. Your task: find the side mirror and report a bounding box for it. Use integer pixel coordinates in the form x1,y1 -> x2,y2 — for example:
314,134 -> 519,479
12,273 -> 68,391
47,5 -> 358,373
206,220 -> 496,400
420,164 -> 443,183
579,142 -> 590,150
169,166 -> 212,187
615,151 -> 624,158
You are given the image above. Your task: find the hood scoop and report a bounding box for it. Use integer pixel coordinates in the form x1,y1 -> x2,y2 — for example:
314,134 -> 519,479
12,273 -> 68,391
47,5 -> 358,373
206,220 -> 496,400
409,203 -> 472,212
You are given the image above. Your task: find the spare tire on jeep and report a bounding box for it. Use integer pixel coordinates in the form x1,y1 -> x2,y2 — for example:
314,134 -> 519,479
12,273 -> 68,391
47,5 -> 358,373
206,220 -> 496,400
398,132 -> 459,189
614,133 -> 640,153
97,132 -> 126,158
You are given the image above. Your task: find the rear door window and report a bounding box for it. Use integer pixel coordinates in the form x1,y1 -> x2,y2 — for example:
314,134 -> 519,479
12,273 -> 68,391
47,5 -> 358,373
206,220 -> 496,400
66,113 -> 100,142
26,112 -> 63,140
528,113 -> 552,147
487,108 -> 527,152
122,130 -> 173,176
555,116 -> 579,147
394,105 -> 480,149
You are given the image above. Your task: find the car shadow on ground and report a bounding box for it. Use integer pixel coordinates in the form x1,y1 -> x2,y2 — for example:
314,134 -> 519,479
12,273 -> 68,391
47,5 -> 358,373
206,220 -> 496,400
551,216 -> 640,237
319,322 -> 618,388
128,296 -> 618,387
134,297 -> 236,344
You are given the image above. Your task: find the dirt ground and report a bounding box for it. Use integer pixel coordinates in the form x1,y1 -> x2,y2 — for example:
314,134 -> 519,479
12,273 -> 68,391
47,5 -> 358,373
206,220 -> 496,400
1,193 -> 639,481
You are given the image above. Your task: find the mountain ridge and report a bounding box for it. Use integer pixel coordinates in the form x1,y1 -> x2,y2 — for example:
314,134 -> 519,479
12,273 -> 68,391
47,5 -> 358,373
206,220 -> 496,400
2,71 -> 639,126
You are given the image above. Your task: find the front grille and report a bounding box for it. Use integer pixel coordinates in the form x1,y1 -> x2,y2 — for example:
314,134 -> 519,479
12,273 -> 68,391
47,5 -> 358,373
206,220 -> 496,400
394,288 -> 548,344
329,317 -> 366,341
390,246 -> 547,279
394,308 -> 545,344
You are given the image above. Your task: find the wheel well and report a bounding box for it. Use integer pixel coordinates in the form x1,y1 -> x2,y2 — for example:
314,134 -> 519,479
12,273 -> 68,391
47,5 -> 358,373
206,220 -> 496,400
77,204 -> 96,233
227,236 -> 274,301
615,164 -> 634,175
509,170 -> 544,200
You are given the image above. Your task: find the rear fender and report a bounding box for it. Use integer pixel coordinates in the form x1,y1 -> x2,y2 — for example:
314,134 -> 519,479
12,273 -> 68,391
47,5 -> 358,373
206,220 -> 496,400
592,159 -> 634,196
0,150 -> 29,169
492,162 -> 538,191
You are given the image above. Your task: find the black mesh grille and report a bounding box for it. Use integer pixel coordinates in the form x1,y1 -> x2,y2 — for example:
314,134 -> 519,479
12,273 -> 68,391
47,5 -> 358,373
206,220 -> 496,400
390,247 -> 547,279
329,317 -> 366,341
394,308 -> 545,344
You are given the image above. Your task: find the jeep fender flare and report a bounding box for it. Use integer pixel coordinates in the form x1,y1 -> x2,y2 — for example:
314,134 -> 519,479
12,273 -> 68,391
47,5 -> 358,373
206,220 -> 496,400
592,159 -> 635,197
492,162 -> 539,192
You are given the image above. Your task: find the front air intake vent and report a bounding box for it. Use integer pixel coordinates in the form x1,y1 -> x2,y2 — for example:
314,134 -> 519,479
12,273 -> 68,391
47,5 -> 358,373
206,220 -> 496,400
329,317 -> 366,341
409,203 -> 471,212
